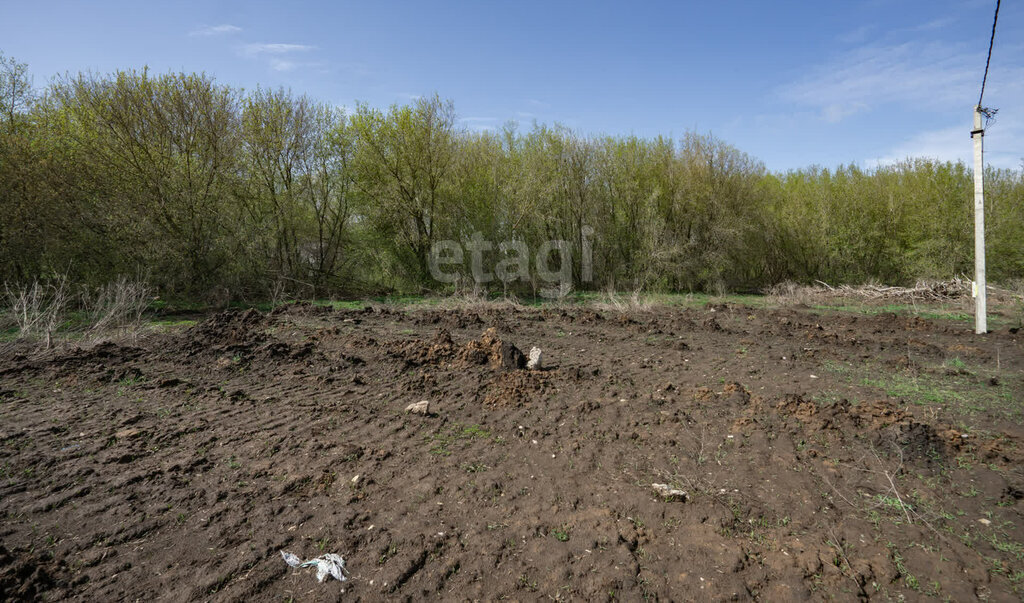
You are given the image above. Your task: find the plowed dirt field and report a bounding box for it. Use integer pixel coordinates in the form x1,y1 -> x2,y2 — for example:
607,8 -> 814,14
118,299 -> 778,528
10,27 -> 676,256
2,302 -> 1023,600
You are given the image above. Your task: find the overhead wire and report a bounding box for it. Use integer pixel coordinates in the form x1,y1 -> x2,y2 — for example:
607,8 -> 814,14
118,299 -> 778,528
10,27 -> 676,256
977,0 -> 1001,113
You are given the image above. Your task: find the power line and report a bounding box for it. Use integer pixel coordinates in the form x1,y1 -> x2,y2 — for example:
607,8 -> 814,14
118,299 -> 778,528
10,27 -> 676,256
978,0 -> 1001,108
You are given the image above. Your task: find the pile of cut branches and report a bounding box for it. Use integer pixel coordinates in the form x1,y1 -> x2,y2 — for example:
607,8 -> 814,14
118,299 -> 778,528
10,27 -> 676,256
766,276 -> 1024,307
808,277 -> 971,302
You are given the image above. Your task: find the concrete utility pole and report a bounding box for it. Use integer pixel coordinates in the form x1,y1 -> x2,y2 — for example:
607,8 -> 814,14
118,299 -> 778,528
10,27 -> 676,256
971,106 -> 987,335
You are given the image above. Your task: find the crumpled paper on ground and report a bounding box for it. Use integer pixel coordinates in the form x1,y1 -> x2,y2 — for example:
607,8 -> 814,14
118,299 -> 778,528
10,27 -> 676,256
280,550 -> 347,582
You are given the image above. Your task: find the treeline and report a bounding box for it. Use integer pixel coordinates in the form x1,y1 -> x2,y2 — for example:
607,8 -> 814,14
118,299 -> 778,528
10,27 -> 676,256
1,53 -> 1022,301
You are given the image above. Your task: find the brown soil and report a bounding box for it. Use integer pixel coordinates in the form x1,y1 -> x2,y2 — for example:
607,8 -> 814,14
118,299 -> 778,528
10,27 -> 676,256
2,302 -> 1023,600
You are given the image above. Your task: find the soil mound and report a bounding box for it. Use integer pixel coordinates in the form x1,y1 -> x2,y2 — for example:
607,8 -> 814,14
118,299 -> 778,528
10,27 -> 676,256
182,308 -> 266,355
481,369 -> 552,406
457,327 -> 525,370
388,328 -> 525,371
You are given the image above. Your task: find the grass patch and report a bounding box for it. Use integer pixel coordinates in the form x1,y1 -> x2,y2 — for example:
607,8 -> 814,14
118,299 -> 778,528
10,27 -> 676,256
149,318 -> 197,329
302,291 -> 771,312
811,301 -> 1009,327
654,292 -> 772,309
428,423 -> 492,456
823,355 -> 1019,422
861,369 -> 1017,420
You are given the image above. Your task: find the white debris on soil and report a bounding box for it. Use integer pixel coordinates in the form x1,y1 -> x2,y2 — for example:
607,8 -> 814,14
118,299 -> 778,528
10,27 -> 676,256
979,518 -> 992,526
405,400 -> 430,415
280,550 -> 348,582
651,483 -> 687,501
527,346 -> 543,370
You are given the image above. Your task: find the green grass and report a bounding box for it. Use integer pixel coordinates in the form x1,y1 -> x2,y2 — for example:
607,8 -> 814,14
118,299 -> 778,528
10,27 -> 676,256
306,291 -> 771,311
319,300 -> 369,310
860,368 -> 1017,420
655,292 -> 771,308
315,296 -> 443,311
811,301 -> 1010,327
151,299 -> 205,312
13,289 -> 1004,350
823,355 -> 1020,422
987,534 -> 1024,561
888,543 -> 921,591
141,290 -> 1021,328
149,318 -> 197,329
945,357 -> 967,370
876,494 -> 913,514
427,423 -> 492,456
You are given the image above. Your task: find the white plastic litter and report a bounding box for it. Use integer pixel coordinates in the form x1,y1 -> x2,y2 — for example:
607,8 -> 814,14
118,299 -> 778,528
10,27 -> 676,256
280,550 -> 347,582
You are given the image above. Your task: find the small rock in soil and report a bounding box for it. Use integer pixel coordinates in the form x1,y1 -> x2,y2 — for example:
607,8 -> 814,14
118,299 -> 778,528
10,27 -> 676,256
527,347 -> 543,370
498,341 -> 526,370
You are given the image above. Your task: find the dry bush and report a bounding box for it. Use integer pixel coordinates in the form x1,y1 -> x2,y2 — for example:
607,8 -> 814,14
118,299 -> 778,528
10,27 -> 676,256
764,281 -> 815,305
2,276 -> 71,348
2,276 -> 152,351
592,288 -> 652,314
436,289 -> 524,313
81,276 -> 152,336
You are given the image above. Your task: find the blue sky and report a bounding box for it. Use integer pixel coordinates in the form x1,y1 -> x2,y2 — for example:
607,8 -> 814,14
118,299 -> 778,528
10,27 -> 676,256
1,0 -> 1021,171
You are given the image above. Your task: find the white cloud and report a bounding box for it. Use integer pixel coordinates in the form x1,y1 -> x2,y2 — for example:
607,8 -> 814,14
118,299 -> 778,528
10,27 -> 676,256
868,125 -> 968,167
241,43 -> 315,56
269,59 -> 296,72
237,43 -> 317,73
869,116 -> 1024,170
822,102 -> 868,124
908,17 -> 954,32
773,20 -> 1024,167
190,24 -> 242,37
779,40 -> 982,122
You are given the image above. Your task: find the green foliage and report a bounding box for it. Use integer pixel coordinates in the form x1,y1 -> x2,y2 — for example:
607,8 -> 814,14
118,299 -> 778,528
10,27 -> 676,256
552,526 -> 571,542
1,52 -> 1023,301
350,95 -> 457,287
238,87 -> 356,298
